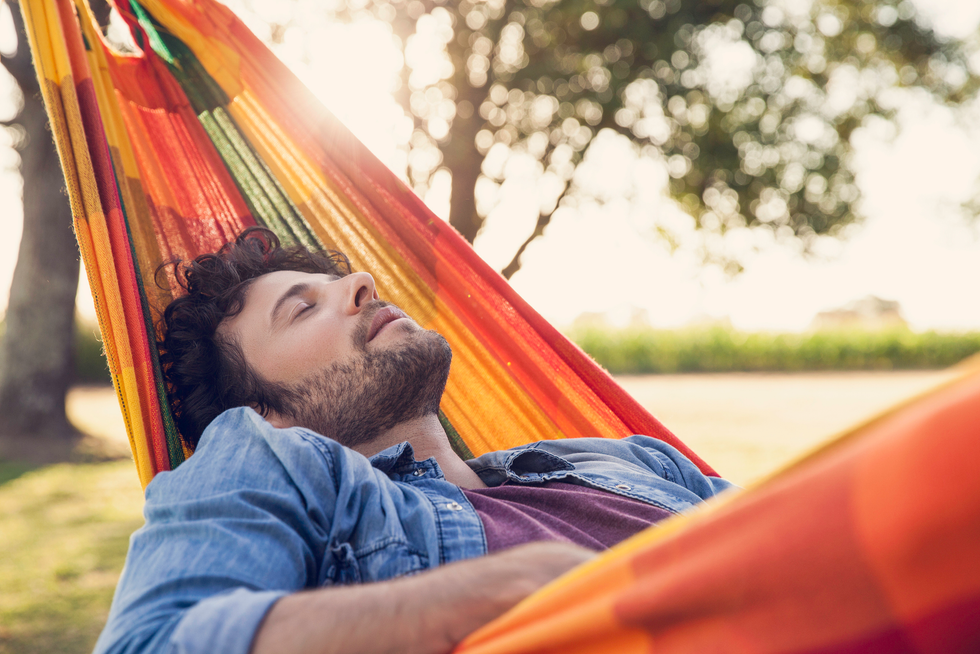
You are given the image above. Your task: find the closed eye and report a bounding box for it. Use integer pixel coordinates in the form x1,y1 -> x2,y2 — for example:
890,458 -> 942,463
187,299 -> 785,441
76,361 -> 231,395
291,302 -> 316,321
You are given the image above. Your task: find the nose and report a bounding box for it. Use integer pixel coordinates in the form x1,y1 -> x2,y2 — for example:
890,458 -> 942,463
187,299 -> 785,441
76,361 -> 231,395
343,272 -> 379,314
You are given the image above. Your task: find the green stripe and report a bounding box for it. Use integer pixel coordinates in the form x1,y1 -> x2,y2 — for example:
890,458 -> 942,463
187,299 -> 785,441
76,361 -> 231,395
108,150 -> 185,468
130,1 -> 176,67
212,108 -> 320,249
439,410 -> 474,460
132,0 -> 322,251
197,111 -> 290,239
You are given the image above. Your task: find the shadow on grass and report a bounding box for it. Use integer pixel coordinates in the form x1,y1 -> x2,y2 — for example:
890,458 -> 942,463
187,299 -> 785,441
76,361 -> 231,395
0,460 -> 144,654
0,460 -> 37,486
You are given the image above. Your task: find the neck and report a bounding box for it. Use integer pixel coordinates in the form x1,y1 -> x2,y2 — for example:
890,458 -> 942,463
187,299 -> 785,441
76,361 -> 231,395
353,413 -> 487,489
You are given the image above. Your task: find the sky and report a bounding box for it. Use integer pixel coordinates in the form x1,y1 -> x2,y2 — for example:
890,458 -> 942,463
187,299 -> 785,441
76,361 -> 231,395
0,0 -> 979,332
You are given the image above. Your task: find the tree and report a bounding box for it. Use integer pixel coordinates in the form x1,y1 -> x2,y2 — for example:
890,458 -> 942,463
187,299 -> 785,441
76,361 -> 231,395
0,0 -> 87,462
254,0 -> 978,277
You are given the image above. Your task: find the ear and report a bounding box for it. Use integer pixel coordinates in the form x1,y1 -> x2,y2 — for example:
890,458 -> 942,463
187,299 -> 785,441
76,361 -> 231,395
255,407 -> 293,430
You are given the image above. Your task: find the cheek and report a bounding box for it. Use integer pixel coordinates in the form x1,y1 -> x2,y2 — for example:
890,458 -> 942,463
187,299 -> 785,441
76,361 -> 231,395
257,330 -> 347,383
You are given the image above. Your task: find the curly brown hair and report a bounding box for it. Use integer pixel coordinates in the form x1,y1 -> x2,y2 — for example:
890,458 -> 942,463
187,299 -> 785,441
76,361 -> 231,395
157,227 -> 351,449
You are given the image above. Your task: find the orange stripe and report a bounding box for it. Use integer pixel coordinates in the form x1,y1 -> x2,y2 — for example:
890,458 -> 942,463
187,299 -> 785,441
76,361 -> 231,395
854,370 -> 980,634
458,367 -> 980,653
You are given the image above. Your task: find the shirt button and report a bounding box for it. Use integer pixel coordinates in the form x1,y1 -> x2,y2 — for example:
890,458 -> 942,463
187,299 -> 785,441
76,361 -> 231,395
413,469 -> 425,477
446,501 -> 463,511
615,484 -> 632,491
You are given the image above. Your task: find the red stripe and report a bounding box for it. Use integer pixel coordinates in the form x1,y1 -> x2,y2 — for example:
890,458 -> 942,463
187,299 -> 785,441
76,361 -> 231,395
796,595 -> 980,654
60,0 -> 170,474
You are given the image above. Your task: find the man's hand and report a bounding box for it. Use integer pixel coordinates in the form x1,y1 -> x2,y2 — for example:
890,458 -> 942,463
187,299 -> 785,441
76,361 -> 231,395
250,541 -> 594,654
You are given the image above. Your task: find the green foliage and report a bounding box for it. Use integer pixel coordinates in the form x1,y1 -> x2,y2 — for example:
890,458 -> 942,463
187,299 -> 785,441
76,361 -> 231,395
0,461 -> 144,654
0,320 -> 109,386
74,324 -> 111,386
309,0 -> 979,274
569,326 -> 980,374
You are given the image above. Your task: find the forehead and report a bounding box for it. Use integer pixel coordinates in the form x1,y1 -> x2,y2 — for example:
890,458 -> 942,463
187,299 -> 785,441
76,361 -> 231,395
241,270 -> 319,311
221,270 -> 325,337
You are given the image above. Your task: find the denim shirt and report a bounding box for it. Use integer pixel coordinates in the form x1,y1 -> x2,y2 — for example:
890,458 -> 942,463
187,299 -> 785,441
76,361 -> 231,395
94,407 -> 734,654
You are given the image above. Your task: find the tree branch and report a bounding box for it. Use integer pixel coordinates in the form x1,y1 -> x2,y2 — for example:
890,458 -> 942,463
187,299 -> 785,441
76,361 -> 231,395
499,183 -> 571,280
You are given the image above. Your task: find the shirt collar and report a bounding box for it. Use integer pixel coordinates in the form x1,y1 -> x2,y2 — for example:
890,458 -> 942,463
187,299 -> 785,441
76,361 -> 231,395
370,441 -> 575,483
466,445 -> 574,485
368,441 -> 418,474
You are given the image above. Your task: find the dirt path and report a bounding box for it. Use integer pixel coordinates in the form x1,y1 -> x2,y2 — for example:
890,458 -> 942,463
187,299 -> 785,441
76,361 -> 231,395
616,370 -> 959,485
67,369 -> 960,486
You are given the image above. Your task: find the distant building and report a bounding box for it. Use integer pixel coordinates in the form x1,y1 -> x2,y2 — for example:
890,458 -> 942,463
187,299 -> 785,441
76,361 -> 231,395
809,296 -> 907,331
571,311 -> 610,330
570,307 -> 653,330
684,314 -> 734,330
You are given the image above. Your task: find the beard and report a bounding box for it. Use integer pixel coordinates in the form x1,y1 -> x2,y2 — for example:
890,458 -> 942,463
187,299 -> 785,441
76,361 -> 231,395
261,318 -> 453,449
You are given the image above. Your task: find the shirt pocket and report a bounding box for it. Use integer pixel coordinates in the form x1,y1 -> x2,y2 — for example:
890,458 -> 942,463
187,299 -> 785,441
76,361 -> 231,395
320,537 -> 430,587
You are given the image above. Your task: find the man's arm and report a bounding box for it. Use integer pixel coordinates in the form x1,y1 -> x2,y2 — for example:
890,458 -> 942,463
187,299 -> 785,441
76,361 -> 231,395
251,541 -> 593,654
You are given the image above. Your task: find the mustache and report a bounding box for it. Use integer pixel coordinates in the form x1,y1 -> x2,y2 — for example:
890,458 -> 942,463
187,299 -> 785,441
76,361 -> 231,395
353,300 -> 395,351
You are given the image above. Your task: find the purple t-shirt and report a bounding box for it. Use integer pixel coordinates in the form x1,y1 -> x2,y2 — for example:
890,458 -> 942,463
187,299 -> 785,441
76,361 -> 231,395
462,480 -> 673,553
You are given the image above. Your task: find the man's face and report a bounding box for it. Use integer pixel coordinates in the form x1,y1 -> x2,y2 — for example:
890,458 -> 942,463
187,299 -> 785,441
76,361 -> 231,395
220,270 -> 452,449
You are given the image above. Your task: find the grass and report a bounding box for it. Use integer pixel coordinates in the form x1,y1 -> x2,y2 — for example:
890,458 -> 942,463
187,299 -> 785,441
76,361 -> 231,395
0,460 -> 144,654
0,462 -> 35,487
568,326 -> 980,374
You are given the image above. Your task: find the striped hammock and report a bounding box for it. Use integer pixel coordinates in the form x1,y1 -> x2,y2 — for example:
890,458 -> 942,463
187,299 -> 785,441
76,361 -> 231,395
22,0 -> 713,489
21,0 -> 980,650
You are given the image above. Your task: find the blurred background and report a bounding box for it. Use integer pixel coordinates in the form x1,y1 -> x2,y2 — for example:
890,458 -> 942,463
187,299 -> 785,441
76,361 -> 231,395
1,0 -> 979,651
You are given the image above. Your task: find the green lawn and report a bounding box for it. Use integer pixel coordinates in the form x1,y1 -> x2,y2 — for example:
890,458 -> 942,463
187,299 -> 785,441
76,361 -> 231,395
0,461 -> 144,654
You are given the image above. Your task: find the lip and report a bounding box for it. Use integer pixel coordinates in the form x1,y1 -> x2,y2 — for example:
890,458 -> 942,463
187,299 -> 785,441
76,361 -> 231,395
366,306 -> 410,343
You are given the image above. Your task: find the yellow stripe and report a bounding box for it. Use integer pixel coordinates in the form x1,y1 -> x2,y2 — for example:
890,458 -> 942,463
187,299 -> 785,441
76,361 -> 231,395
137,0 -> 244,97
75,0 -> 167,296
22,0 -> 154,483
431,307 -> 562,454
121,366 -> 154,487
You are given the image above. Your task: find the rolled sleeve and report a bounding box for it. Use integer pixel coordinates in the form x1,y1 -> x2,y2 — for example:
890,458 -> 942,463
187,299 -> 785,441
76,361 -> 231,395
169,589 -> 285,654
94,408 -> 337,654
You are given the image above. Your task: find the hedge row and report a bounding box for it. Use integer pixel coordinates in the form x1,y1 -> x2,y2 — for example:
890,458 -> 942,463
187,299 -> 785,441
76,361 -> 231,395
75,325 -> 112,384
0,321 -> 111,385
567,326 -> 980,374
24,324 -> 980,384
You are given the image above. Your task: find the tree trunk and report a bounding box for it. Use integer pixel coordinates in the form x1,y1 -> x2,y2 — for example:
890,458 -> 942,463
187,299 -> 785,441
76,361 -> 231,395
444,112 -> 484,245
440,4 -> 513,247
0,1 -> 81,462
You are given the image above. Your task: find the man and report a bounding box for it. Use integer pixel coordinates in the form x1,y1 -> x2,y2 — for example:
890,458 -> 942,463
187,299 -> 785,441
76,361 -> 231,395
95,227 -> 734,654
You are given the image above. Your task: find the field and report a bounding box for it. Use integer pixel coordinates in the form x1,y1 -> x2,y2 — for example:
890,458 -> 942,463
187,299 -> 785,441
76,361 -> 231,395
0,369 -> 961,652
616,369 -> 958,484
570,326 -> 980,374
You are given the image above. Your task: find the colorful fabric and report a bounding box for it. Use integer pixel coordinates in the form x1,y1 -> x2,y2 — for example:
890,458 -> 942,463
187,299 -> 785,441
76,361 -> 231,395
463,481 -> 674,553
456,358 -> 980,654
20,0 -> 712,490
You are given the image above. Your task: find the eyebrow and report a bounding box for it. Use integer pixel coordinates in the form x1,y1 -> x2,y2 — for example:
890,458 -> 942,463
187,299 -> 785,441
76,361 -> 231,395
270,282 -> 311,329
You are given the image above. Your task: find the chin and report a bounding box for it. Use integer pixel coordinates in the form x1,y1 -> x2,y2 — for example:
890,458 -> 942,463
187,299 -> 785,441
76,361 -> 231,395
279,324 -> 453,450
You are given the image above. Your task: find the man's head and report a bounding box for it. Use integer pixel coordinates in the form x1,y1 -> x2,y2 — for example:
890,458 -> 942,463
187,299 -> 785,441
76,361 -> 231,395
158,227 -> 452,450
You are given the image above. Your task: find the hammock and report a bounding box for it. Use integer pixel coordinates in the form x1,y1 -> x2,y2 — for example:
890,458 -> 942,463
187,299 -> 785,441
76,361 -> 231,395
22,0 -> 713,488
20,0 -> 980,650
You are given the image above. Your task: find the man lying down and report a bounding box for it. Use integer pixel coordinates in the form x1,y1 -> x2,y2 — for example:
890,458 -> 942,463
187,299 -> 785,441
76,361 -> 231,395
94,227 -> 735,654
